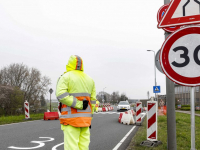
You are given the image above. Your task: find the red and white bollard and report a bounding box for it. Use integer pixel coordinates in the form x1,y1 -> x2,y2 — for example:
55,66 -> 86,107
24,100 -> 30,119
136,102 -> 142,125
147,101 -> 158,141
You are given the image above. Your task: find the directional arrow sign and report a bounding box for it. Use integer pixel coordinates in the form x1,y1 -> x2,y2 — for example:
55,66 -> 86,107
158,0 -> 200,28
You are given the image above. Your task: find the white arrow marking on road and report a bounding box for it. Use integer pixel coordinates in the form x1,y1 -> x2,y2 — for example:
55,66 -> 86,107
52,142 -> 64,150
8,137 -> 54,149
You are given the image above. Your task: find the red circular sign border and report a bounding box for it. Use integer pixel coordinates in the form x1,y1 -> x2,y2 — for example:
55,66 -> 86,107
157,4 -> 181,33
160,26 -> 200,86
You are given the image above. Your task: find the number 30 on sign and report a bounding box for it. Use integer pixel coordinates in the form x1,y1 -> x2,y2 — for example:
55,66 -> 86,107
160,26 -> 200,86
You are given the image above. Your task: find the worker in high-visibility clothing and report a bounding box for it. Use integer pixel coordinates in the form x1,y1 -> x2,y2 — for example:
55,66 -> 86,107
95,99 -> 99,113
56,55 -> 96,150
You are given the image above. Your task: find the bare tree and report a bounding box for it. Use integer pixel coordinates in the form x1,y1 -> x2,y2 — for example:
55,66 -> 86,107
111,91 -> 120,104
0,63 -> 51,114
0,85 -> 23,115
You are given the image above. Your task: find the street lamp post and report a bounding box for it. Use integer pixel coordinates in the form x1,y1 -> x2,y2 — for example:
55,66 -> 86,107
147,50 -> 157,101
102,87 -> 106,104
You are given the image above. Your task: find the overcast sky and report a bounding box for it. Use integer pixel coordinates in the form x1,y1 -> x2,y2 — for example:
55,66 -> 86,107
0,0 -> 167,100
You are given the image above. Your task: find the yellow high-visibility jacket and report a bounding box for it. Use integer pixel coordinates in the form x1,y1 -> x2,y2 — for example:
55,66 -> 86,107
95,100 -> 99,107
56,55 -> 96,127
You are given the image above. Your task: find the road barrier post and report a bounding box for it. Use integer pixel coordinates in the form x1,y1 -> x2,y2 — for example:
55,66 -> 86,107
24,100 -> 31,120
136,102 -> 142,125
140,101 -> 162,147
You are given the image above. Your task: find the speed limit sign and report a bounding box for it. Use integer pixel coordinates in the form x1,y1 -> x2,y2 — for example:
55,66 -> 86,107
160,26 -> 200,86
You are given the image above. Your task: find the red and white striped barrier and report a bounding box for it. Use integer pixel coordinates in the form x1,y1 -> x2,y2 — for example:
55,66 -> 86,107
136,102 -> 142,125
118,112 -> 135,125
118,112 -> 123,123
143,107 -> 146,111
98,107 -> 102,112
127,110 -> 135,116
24,100 -> 30,119
147,101 -> 158,141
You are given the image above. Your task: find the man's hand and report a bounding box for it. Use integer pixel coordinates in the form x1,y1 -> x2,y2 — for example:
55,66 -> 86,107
89,125 -> 91,129
83,100 -> 89,110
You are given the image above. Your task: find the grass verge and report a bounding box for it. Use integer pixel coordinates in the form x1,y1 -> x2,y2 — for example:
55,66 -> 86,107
126,112 -> 200,150
0,113 -> 44,125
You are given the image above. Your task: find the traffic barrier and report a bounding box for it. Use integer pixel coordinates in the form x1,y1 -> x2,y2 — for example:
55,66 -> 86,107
120,113 -> 135,125
147,101 -> 158,141
44,112 -> 59,120
24,100 -> 30,119
131,110 -> 135,116
98,107 -> 102,112
163,106 -> 167,115
105,107 -> 108,111
136,102 -> 142,125
107,107 -> 110,111
102,107 -> 106,112
118,112 -> 124,123
127,110 -> 135,116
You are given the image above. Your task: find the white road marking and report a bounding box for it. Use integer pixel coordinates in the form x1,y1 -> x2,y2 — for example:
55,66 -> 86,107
112,112 -> 146,150
0,119 -> 43,127
8,137 -> 54,149
52,142 -> 64,150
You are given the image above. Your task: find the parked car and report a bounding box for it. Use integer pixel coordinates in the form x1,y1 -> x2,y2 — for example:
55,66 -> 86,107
117,101 -> 130,111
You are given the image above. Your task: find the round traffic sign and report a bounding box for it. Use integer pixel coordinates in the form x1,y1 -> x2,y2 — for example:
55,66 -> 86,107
155,50 -> 164,74
49,88 -> 53,94
157,4 -> 181,33
160,26 -> 200,86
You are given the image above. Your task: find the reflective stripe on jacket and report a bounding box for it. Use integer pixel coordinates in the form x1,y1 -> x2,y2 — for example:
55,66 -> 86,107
56,55 -> 96,127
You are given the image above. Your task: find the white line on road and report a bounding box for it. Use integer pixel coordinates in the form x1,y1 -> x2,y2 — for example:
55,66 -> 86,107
112,126 -> 136,150
8,137 -> 54,149
52,142 -> 64,150
0,120 -> 43,127
112,113 -> 146,150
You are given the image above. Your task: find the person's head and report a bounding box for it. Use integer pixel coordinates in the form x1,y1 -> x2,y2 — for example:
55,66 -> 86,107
66,55 -> 84,72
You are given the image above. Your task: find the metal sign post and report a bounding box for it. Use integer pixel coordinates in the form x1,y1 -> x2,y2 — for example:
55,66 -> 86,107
190,87 -> 195,150
49,88 -> 53,112
160,26 -> 200,149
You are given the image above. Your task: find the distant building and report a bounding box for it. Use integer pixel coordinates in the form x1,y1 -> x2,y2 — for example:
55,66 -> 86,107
175,84 -> 200,105
140,99 -> 149,107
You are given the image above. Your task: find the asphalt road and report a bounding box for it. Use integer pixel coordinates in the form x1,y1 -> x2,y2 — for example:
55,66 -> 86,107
0,106 -> 146,150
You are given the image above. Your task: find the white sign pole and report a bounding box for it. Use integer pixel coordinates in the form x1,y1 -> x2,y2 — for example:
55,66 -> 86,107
190,87 -> 195,150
